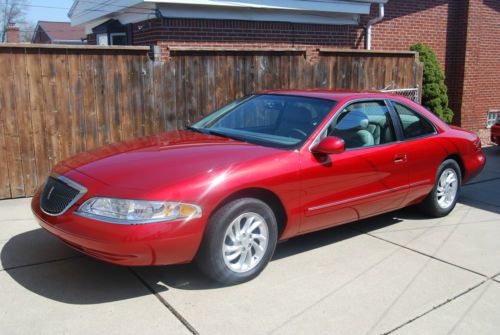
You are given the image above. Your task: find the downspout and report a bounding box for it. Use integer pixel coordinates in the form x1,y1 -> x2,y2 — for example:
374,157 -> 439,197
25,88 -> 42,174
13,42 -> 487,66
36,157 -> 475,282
365,3 -> 385,50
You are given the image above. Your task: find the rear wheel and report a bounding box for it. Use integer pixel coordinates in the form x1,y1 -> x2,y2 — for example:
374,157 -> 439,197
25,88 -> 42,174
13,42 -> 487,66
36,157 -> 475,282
420,159 -> 461,217
196,198 -> 278,285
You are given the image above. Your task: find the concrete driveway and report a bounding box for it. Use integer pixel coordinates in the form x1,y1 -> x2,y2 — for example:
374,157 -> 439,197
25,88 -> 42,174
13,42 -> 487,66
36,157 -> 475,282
1,147 -> 499,335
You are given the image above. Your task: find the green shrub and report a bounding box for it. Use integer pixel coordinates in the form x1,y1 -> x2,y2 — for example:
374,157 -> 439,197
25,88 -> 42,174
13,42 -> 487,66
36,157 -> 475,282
410,43 -> 453,123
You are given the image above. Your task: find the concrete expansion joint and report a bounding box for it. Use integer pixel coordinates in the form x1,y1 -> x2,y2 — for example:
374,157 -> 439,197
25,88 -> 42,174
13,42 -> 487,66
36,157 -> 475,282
355,229 -> 488,278
128,267 -> 200,335
0,255 -> 83,273
382,271 -> 500,334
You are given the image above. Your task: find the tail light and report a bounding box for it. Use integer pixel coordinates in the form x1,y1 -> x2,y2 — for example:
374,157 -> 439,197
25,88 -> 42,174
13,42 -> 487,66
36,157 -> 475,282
474,138 -> 482,151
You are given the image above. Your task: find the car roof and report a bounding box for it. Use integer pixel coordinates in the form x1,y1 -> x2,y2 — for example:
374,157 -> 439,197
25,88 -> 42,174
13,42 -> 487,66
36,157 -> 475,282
258,89 -> 401,102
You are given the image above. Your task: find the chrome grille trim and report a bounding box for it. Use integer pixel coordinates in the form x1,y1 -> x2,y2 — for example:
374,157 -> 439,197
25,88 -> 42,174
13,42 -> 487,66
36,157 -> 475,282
40,174 -> 88,216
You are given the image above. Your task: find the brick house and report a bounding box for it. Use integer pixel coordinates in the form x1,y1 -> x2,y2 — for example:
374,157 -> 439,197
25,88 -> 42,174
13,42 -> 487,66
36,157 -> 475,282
31,21 -> 86,44
69,0 -> 500,137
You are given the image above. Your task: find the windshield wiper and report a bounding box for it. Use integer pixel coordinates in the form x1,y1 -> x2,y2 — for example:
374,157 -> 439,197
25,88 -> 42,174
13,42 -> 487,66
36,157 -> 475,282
205,129 -> 248,143
185,125 -> 206,134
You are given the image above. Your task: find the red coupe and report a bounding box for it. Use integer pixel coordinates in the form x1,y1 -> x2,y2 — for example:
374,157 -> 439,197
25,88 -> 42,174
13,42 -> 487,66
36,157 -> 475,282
32,91 -> 485,284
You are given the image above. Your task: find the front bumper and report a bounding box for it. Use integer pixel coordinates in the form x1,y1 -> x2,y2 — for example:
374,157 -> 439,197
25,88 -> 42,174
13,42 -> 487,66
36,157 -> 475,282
31,190 -> 206,266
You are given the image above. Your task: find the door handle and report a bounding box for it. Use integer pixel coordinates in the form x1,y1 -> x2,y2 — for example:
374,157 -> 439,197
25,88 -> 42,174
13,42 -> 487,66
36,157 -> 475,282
394,154 -> 407,163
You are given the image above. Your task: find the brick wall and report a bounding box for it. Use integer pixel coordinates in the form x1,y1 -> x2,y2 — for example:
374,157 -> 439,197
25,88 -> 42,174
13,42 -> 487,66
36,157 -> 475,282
364,0 -> 500,136
367,0 -> 470,124
460,0 -> 500,136
5,24 -> 20,43
131,18 -> 365,61
87,33 -> 96,45
32,30 -> 51,44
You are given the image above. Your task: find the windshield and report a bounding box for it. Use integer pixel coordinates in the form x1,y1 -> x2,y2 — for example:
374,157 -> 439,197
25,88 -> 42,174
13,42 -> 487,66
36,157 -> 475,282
189,94 -> 337,149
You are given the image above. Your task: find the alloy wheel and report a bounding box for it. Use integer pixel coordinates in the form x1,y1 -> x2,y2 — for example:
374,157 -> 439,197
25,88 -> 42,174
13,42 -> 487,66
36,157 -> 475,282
222,212 -> 269,273
436,168 -> 458,209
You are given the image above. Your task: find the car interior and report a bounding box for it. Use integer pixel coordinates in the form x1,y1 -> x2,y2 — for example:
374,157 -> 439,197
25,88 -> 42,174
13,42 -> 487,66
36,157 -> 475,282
327,102 -> 396,149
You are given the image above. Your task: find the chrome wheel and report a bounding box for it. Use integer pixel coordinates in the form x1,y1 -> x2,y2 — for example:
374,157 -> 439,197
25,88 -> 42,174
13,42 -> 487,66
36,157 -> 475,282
222,212 -> 269,273
436,168 -> 458,209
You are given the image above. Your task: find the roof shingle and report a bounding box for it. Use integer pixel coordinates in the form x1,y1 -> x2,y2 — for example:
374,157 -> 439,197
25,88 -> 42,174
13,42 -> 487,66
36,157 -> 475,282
37,21 -> 86,42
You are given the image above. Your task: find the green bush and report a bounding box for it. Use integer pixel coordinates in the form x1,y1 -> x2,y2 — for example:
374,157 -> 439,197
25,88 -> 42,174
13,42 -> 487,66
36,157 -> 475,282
410,43 -> 453,123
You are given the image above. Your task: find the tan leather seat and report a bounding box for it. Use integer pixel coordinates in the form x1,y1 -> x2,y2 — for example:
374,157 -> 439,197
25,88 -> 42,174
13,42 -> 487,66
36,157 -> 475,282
330,110 -> 374,148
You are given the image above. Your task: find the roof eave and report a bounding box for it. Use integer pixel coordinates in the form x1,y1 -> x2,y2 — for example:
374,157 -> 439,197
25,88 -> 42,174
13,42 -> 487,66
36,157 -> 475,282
68,0 -> 79,18
31,22 -> 42,43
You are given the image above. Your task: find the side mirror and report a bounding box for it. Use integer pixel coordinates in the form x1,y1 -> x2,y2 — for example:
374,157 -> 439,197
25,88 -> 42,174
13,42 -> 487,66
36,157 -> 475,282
311,136 -> 345,155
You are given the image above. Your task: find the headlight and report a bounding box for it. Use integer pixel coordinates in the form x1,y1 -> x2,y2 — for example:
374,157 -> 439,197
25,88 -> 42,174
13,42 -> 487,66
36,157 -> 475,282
76,197 -> 202,224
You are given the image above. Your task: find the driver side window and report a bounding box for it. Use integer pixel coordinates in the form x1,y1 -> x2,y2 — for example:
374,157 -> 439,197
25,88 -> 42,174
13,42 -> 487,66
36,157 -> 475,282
328,101 -> 396,149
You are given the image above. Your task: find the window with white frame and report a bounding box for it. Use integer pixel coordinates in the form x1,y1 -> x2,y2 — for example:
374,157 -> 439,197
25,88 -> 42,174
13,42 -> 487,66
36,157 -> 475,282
110,33 -> 127,45
487,109 -> 500,128
96,33 -> 108,46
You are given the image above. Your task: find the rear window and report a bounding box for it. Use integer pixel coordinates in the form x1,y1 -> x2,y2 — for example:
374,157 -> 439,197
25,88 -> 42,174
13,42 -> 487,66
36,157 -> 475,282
392,102 -> 436,139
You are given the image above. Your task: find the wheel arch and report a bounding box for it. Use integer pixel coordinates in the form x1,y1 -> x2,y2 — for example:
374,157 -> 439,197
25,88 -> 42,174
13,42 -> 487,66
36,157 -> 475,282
444,153 -> 465,182
212,187 -> 288,237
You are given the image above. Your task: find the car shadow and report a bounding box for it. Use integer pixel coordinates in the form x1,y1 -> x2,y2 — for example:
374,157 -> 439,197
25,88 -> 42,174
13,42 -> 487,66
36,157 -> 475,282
11,209 -> 431,296
1,209 -> 411,297
0,228 -> 168,304
114,208 -> 439,291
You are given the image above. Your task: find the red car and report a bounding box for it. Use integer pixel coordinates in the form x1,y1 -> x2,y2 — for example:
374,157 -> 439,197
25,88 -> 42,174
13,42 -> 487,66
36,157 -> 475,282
491,116 -> 500,145
32,91 -> 485,284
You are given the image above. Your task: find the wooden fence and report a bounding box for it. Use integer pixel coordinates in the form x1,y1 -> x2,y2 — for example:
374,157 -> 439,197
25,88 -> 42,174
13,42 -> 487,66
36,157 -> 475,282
0,44 -> 422,199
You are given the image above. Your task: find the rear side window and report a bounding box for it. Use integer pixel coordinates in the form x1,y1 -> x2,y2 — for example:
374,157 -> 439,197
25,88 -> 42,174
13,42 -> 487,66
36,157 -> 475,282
392,102 -> 436,139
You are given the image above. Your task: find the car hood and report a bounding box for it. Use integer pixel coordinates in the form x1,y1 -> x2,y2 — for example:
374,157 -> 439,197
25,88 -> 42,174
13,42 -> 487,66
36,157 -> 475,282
56,130 -> 285,192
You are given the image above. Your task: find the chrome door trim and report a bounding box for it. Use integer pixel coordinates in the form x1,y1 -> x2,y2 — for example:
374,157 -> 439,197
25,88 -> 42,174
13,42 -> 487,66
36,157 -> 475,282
306,179 -> 430,213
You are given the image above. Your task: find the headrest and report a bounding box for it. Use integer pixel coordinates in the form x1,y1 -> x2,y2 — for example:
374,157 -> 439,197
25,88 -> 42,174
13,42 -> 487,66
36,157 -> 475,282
335,110 -> 369,131
367,114 -> 387,127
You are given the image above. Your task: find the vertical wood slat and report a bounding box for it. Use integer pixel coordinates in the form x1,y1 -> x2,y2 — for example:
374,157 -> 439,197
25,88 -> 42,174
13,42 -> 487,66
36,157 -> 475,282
82,52 -> 98,150
92,52 -> 107,147
0,48 -> 13,198
2,48 -> 25,198
67,51 -> 85,156
0,46 -> 421,199
25,49 -> 49,193
117,54 -> 132,141
13,49 -> 37,196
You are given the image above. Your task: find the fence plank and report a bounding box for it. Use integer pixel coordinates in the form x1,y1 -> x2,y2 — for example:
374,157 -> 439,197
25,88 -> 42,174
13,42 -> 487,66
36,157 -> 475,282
25,49 -> 50,194
54,51 -> 72,161
67,51 -> 85,156
1,48 -> 25,198
82,52 -> 98,150
0,117 -> 11,198
12,49 -> 37,196
0,46 -> 422,199
142,59 -> 154,136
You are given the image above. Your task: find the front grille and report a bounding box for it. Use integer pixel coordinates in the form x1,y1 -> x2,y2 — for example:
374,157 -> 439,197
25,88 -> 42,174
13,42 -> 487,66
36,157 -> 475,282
40,176 -> 83,215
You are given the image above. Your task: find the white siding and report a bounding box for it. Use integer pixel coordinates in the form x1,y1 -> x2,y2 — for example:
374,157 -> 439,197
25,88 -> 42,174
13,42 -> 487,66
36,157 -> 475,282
70,0 -> 382,27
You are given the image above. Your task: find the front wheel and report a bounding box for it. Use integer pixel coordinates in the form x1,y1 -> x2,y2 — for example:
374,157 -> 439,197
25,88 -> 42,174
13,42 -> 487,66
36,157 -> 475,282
420,159 -> 461,217
196,198 -> 278,285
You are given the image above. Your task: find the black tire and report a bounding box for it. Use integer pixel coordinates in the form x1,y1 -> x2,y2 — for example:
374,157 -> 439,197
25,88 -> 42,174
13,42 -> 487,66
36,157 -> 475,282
419,159 -> 462,217
196,198 -> 278,285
